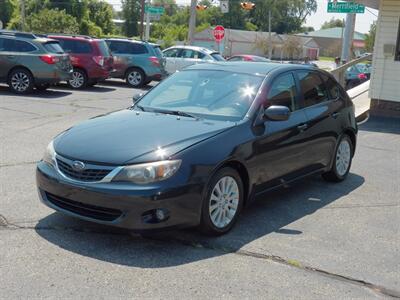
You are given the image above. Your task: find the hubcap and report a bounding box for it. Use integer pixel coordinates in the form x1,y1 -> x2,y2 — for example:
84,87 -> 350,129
336,139 -> 351,176
69,71 -> 84,88
11,72 -> 29,92
209,176 -> 239,229
128,71 -> 142,86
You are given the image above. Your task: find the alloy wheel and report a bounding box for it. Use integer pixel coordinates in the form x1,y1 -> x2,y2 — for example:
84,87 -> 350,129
69,71 -> 85,88
127,71 -> 142,86
209,176 -> 239,229
336,139 -> 351,176
11,72 -> 30,92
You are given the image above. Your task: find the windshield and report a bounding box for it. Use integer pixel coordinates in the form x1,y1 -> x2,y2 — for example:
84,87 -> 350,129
137,70 -> 263,121
211,53 -> 225,61
44,41 -> 64,54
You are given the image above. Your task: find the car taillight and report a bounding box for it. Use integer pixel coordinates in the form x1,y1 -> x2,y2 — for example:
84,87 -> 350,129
93,56 -> 104,67
358,73 -> 367,80
39,55 -> 59,64
149,56 -> 160,67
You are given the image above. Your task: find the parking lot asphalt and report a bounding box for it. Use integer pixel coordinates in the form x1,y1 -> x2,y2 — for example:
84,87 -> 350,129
1,81 -> 399,299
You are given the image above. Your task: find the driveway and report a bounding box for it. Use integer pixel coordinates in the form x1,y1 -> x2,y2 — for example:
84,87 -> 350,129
0,81 -> 399,299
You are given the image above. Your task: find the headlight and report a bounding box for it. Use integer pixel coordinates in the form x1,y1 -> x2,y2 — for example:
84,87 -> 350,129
42,141 -> 55,166
112,160 -> 181,184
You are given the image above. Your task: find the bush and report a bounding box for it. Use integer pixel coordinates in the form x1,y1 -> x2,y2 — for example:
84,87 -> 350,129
25,9 -> 79,34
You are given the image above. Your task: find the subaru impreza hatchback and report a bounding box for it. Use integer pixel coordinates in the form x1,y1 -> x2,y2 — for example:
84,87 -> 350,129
36,62 -> 357,235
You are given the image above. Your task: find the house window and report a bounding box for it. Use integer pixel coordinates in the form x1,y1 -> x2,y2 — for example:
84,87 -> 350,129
396,19 -> 400,61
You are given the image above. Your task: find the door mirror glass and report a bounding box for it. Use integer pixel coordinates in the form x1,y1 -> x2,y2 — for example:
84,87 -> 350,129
132,92 -> 147,104
264,105 -> 291,121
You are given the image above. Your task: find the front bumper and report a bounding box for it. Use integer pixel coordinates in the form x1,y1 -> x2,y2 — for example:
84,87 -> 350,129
36,161 -> 203,232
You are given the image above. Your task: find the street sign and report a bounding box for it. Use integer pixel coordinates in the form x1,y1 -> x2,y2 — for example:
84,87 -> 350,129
327,1 -> 365,13
145,5 -> 165,15
213,25 -> 225,42
220,1 -> 229,13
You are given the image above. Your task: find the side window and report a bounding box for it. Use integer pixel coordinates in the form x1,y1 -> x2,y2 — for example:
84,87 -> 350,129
163,48 -> 180,57
297,71 -> 329,107
229,56 -> 242,61
59,39 -> 74,53
2,39 -> 15,51
181,49 -> 195,58
194,51 -> 205,59
267,73 -> 297,111
74,41 -> 92,54
129,43 -> 148,54
320,73 -> 341,100
14,40 -> 36,52
0,38 -> 5,51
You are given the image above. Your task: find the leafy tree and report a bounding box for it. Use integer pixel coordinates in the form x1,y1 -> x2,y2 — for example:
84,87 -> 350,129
0,0 -> 17,28
282,35 -> 302,59
153,0 -> 178,15
365,21 -> 376,52
26,8 -> 79,34
87,1 -> 115,34
321,17 -> 344,29
121,0 -> 140,37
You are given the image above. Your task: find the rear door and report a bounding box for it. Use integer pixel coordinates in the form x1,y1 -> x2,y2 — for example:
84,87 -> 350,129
253,72 -> 311,192
106,40 -> 131,78
163,47 -> 181,74
0,37 -> 16,80
295,70 -> 344,170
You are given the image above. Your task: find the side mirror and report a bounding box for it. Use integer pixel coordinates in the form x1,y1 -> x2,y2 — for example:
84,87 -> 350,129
264,105 -> 291,121
132,92 -> 146,104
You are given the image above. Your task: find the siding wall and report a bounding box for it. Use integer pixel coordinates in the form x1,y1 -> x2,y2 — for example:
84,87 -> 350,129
370,0 -> 400,102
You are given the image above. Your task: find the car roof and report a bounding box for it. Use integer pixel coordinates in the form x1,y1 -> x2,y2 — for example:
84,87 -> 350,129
185,62 -> 318,76
105,38 -> 147,44
47,35 -> 99,42
165,45 -> 216,54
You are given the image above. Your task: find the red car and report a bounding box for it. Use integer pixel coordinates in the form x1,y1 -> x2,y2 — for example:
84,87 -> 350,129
227,54 -> 271,62
48,35 -> 113,89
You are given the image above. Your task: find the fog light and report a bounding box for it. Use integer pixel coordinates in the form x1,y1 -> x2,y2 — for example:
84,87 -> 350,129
142,208 -> 170,224
155,209 -> 166,221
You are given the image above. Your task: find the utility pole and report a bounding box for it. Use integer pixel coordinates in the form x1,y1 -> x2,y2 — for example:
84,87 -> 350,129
20,0 -> 26,31
188,0 -> 197,45
145,3 -> 151,42
340,13 -> 356,64
140,0 -> 145,40
268,10 -> 272,59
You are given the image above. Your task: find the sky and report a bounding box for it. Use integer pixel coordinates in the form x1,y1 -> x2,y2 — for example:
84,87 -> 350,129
106,0 -> 378,33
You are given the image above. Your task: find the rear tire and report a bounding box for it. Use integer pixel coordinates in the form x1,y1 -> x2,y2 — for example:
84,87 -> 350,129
199,167 -> 244,236
8,68 -> 34,94
67,68 -> 88,89
322,135 -> 353,182
126,68 -> 145,88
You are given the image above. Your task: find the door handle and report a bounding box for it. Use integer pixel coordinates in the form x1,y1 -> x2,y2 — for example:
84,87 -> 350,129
331,112 -> 341,119
297,124 -> 308,131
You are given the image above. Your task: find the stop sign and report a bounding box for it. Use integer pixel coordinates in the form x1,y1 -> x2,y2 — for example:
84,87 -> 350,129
213,25 -> 225,42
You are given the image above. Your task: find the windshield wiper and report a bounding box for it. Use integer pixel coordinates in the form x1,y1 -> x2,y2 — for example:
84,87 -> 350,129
152,108 -> 200,119
134,104 -> 145,111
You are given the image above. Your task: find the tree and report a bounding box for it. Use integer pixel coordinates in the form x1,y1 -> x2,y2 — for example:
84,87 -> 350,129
121,0 -> 140,37
25,9 -> 79,34
87,1 -> 115,35
365,21 -> 376,52
321,17 -> 344,29
0,0 -> 17,28
282,36 -> 302,59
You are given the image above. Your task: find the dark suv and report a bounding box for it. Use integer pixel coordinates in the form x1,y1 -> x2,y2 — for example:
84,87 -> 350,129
48,35 -> 113,89
105,39 -> 166,88
0,31 -> 72,94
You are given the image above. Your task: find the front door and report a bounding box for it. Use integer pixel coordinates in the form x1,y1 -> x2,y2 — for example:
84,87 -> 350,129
253,72 -> 311,193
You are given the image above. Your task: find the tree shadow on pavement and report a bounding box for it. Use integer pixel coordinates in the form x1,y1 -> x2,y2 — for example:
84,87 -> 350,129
0,85 -> 72,99
35,173 -> 364,268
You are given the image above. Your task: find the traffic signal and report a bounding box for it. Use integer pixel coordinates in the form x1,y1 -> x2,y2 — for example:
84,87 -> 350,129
196,4 -> 208,10
240,2 -> 255,10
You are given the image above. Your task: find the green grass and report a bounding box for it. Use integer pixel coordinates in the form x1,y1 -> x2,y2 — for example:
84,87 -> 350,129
318,56 -> 335,62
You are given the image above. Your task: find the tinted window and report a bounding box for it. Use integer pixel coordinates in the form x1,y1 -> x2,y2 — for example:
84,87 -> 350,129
73,41 -> 92,54
1,38 -> 15,51
0,38 -> 5,51
298,71 -> 329,107
228,56 -> 243,61
211,53 -> 225,61
163,48 -> 180,57
97,40 -> 111,56
267,73 -> 297,111
153,46 -> 163,58
129,43 -> 148,54
14,40 -> 36,52
181,49 -> 196,58
44,42 -> 64,54
107,41 -> 127,53
320,73 -> 341,100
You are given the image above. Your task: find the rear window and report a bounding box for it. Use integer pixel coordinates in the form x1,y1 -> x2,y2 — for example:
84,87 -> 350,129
211,53 -> 225,61
44,42 -> 64,54
97,40 -> 111,56
153,45 -> 163,57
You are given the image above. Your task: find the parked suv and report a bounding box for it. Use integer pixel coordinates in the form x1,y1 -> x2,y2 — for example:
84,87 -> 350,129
105,39 -> 166,88
0,31 -> 72,94
48,35 -> 113,89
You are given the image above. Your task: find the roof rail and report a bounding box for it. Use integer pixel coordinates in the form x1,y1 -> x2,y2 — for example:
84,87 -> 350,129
46,33 -> 93,39
0,30 -> 37,39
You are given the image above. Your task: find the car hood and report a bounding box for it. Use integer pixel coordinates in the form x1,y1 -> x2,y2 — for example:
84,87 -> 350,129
54,109 -> 236,165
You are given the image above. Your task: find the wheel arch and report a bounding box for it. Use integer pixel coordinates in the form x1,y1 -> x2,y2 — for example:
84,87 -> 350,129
7,66 -> 34,83
343,128 -> 357,156
125,66 -> 146,80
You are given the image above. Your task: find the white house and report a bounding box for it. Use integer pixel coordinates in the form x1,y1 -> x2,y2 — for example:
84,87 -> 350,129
356,0 -> 400,115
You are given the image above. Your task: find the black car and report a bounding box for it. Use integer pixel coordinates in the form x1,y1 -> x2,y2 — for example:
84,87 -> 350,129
36,62 -> 357,235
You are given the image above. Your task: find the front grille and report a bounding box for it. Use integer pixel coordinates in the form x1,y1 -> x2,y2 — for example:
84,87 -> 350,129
45,192 -> 122,222
56,158 -> 111,182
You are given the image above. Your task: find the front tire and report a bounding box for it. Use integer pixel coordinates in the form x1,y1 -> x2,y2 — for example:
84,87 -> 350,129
67,69 -> 88,89
126,68 -> 145,88
322,135 -> 353,182
199,167 -> 244,236
8,68 -> 34,94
